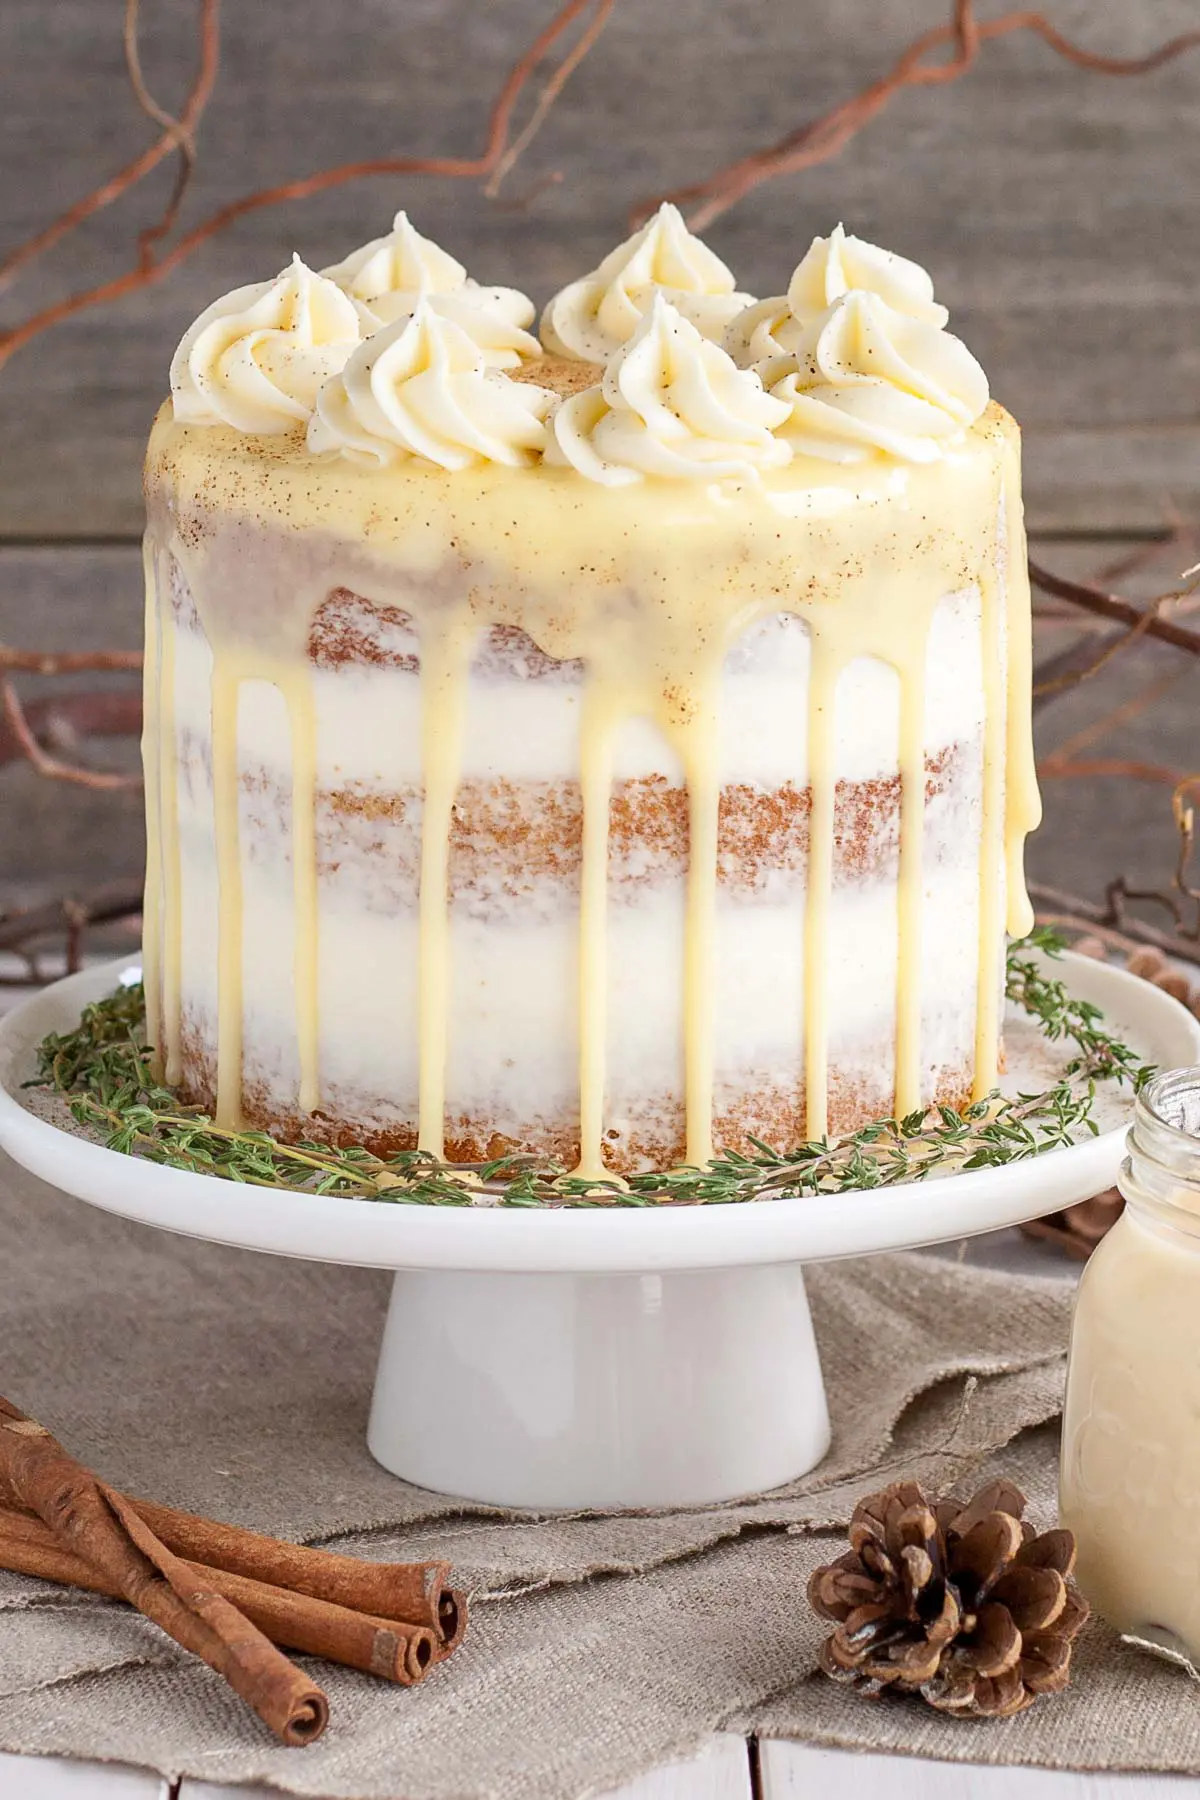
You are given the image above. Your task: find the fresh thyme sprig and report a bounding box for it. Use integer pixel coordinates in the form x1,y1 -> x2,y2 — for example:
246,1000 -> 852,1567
27,929 -> 1152,1207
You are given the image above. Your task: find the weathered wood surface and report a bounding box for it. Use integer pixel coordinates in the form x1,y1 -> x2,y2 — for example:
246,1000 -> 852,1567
0,547 -> 143,908
178,1735 -> 754,1800
758,1741 -> 1196,1798
1,0 -> 1198,537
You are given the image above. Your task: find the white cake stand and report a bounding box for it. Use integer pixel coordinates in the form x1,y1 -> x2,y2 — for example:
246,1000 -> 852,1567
1,955 -> 1196,1510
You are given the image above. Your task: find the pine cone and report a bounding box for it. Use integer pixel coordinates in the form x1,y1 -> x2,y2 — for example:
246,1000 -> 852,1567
808,1478 -> 1089,1719
1021,1187 -> 1124,1260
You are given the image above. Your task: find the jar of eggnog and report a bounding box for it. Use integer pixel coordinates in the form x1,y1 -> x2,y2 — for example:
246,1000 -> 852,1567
1061,1066 -> 1200,1660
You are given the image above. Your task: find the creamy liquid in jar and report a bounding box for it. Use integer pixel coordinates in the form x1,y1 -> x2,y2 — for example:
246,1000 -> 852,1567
1060,1066 -> 1200,1661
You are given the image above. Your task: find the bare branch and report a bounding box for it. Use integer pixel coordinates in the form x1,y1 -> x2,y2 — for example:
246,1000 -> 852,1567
1,679 -> 141,791
1030,882 -> 1200,969
1029,559 -> 1200,659
0,0 -> 220,290
0,647 -> 143,675
0,0 -> 615,371
0,691 -> 142,772
0,884 -> 144,962
632,4 -> 1200,232
486,0 -> 616,197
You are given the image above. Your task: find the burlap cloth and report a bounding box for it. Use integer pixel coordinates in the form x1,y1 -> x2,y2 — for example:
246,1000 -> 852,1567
1,1155 -> 1194,1798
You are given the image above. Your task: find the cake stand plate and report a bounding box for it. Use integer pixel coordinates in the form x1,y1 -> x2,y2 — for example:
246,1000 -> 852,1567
2,956 -> 1196,1509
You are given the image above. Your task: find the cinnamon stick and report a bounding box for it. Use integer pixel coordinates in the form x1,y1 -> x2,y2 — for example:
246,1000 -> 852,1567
129,1495 -> 467,1652
0,1507 -> 436,1683
0,1399 -> 327,1744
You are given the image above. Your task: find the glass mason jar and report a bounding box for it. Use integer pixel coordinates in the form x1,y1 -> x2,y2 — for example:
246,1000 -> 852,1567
1060,1066 -> 1200,1661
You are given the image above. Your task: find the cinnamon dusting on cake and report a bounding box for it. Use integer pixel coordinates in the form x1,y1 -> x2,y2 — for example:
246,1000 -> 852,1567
174,739 -> 970,902
509,353 -> 601,397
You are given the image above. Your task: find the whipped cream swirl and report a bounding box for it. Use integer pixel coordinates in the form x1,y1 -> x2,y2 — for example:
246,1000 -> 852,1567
322,211 -> 539,368
323,210 -> 468,299
540,203 -> 755,363
307,303 -> 555,470
548,296 -> 791,486
170,255 -> 361,433
765,288 -> 989,465
726,223 -> 948,366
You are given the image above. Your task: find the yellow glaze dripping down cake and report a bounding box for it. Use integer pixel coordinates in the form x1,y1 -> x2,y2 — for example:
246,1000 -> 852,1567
141,210 -> 1041,1177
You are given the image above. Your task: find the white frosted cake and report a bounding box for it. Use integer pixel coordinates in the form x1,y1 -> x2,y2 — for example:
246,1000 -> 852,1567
141,208 -> 1041,1176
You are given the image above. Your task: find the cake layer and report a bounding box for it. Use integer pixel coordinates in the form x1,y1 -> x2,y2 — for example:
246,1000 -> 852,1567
176,1040 -> 977,1172
172,861 -> 986,1146
167,574 -> 988,791
174,754 -> 979,902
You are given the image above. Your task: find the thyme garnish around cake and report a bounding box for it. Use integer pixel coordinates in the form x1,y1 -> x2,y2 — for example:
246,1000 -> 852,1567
29,929 -> 1151,1208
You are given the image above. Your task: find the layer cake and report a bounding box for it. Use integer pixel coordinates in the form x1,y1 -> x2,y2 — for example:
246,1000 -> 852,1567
141,210 -> 1041,1177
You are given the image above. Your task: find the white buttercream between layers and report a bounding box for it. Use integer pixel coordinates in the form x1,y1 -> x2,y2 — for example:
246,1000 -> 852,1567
168,588 -> 987,791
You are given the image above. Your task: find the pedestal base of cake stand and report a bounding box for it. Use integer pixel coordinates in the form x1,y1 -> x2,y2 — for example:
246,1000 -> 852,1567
367,1263 -> 831,1508
3,955 -> 1199,1511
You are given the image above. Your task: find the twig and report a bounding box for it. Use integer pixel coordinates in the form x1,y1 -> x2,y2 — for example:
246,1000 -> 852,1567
0,884 -> 143,962
0,691 -> 142,773
633,3 -> 1200,230
123,0 -> 202,266
0,0 -> 221,291
0,0 -> 614,372
1038,757 -> 1187,788
0,680 -> 140,791
1032,603 -> 1160,702
1040,663 -> 1195,766
491,170 -> 567,215
4,0 -> 1192,363
1106,777 -> 1200,943
1031,883 -> 1200,969
1093,517 -> 1196,587
0,648 -> 143,675
485,0 -> 616,196
1029,560 -> 1200,659
124,0 -> 193,146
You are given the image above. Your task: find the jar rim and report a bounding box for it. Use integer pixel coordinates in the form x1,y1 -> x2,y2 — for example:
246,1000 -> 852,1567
1138,1066 -> 1200,1140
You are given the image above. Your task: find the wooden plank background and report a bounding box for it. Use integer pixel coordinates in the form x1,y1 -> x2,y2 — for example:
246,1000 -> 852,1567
3,0 -> 1199,907
2,0 -> 1199,537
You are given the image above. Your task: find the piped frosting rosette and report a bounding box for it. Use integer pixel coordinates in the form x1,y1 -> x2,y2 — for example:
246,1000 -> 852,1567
322,211 -> 540,369
725,222 -> 948,367
541,203 -> 755,363
307,302 -> 555,470
170,255 -> 362,433
761,288 -> 989,465
547,295 -> 792,485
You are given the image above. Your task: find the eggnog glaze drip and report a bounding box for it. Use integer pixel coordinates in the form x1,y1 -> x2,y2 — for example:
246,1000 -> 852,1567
143,399 -> 1038,1176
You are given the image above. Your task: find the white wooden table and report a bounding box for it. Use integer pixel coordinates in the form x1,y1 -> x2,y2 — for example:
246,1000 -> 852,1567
0,1738 -> 1196,1798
